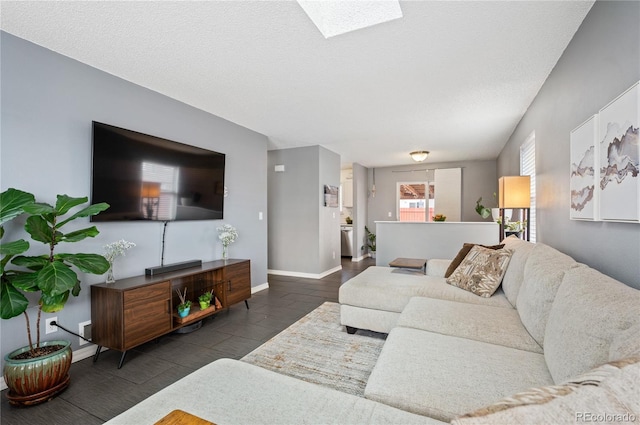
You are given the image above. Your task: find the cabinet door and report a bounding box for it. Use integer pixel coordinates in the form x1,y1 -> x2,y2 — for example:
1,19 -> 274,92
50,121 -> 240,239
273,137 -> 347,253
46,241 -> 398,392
123,281 -> 171,349
343,179 -> 353,207
225,262 -> 251,306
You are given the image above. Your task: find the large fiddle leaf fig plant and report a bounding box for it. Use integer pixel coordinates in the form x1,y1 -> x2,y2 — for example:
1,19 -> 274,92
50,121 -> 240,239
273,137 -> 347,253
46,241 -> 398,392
0,188 -> 110,356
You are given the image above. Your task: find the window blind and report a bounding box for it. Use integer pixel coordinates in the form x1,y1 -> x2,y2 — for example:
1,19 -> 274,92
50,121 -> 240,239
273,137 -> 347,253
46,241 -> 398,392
520,134 -> 536,242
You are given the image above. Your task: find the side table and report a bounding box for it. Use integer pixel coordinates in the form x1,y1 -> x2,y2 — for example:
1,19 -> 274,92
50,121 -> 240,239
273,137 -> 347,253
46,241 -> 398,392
389,257 -> 427,274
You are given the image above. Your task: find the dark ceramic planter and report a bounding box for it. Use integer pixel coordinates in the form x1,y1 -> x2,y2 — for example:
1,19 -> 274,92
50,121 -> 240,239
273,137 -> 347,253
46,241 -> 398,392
3,340 -> 72,406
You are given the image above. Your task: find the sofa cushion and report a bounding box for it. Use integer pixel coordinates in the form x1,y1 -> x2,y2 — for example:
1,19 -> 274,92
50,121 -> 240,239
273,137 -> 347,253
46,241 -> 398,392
397,297 -> 542,353
339,266 -> 512,313
340,304 -> 401,334
105,358 -> 442,425
427,258 -> 453,278
516,243 -> 577,347
444,243 -> 505,278
446,246 -> 513,298
451,357 -> 640,425
500,236 -> 536,306
364,327 -> 553,422
544,265 -> 640,383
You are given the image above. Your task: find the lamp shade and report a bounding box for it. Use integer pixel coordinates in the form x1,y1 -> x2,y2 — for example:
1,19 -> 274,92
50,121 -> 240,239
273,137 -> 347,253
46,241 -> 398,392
499,176 -> 530,208
141,182 -> 161,198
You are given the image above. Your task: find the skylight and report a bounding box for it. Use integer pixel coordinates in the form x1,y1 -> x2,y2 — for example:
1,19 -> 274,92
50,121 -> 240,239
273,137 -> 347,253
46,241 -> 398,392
297,0 -> 403,39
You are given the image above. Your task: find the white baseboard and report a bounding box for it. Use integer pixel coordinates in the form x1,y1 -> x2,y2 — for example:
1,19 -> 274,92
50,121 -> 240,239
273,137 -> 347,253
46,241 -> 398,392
251,282 -> 269,293
268,265 -> 342,279
351,255 -> 367,262
0,344 -> 107,391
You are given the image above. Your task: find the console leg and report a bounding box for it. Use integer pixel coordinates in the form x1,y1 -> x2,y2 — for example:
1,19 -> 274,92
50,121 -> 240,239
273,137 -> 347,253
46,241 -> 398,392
117,351 -> 128,369
93,345 -> 102,363
244,300 -> 250,309
346,326 -> 358,335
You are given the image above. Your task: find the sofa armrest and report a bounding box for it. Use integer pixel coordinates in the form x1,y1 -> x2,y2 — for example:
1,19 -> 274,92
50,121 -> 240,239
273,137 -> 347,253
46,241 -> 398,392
426,259 -> 452,277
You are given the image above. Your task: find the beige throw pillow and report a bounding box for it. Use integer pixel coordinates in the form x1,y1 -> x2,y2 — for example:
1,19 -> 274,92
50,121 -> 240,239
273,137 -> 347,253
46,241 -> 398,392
445,246 -> 512,297
445,243 -> 505,278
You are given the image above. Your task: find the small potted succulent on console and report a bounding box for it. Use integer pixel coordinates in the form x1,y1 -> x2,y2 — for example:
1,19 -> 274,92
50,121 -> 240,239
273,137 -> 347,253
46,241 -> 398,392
176,288 -> 191,318
198,290 -> 214,310
433,214 -> 446,222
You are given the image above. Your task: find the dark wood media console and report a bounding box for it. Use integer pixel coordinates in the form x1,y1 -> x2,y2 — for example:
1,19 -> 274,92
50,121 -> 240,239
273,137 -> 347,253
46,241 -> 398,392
91,259 -> 251,368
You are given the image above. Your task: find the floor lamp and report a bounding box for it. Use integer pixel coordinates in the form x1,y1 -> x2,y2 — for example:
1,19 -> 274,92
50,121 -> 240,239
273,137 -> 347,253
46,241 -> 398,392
498,176 -> 531,241
141,182 -> 161,220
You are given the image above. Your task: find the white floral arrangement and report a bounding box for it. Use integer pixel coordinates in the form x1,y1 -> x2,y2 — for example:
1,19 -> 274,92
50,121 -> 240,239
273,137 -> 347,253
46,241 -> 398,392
217,224 -> 238,247
104,239 -> 136,263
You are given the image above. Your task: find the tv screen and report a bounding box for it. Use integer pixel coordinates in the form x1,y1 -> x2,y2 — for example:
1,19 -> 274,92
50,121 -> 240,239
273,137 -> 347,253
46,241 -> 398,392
91,122 -> 225,222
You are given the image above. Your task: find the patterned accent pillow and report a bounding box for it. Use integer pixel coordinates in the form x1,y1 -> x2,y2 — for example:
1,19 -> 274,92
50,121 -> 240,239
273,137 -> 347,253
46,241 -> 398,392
445,245 -> 512,297
452,357 -> 640,424
444,243 -> 506,278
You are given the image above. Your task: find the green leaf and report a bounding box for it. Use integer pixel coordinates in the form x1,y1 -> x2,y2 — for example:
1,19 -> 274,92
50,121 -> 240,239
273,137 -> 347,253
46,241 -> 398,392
12,255 -> 49,270
23,202 -> 55,216
475,197 -> 492,219
0,239 -> 30,275
71,280 -> 81,297
0,239 -> 29,255
60,226 -> 100,243
40,290 -> 70,313
0,281 -> 29,319
54,195 -> 88,216
25,216 -> 56,244
57,253 -> 110,274
36,262 -> 78,296
8,271 -> 40,292
0,239 -> 30,256
0,188 -> 35,226
57,203 -> 109,228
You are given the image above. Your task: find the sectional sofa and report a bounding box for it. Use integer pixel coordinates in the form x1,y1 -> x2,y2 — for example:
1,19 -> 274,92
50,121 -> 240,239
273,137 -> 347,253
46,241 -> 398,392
106,237 -> 639,424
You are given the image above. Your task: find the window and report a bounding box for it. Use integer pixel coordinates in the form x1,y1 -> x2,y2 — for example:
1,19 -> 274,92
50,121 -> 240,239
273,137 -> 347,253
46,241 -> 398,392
397,181 -> 435,221
142,162 -> 180,221
520,133 -> 536,242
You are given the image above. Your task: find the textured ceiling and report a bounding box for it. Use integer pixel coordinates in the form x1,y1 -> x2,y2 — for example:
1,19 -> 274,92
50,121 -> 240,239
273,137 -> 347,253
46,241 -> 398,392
1,1 -> 593,168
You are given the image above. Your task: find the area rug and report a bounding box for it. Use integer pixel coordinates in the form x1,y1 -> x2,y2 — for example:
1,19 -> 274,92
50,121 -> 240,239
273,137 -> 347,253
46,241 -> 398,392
241,302 -> 386,397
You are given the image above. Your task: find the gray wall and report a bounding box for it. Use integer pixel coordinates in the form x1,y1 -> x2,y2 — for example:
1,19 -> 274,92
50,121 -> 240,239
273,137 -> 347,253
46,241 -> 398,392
267,146 -> 341,275
497,1 -> 640,288
366,159 -> 498,230
0,32 -> 269,360
318,147 -> 342,272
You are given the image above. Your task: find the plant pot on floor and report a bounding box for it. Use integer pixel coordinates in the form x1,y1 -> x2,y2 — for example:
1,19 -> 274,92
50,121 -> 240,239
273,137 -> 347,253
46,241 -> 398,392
3,340 -> 72,406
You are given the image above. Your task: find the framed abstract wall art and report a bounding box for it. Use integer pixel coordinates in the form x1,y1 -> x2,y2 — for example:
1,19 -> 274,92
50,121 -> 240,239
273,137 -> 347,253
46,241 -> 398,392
570,115 -> 599,220
324,184 -> 339,207
598,82 -> 639,222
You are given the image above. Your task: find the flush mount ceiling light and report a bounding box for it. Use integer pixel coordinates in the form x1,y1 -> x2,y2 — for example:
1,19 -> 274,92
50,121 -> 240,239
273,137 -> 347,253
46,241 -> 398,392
410,151 -> 430,162
297,0 -> 403,39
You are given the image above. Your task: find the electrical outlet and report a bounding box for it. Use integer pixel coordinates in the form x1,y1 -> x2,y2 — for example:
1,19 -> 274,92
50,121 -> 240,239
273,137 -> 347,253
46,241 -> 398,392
332,251 -> 336,259
45,317 -> 58,334
79,320 -> 92,346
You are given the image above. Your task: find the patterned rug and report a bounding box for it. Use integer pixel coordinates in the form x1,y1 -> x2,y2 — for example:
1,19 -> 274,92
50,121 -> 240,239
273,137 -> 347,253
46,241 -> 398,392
241,302 -> 386,397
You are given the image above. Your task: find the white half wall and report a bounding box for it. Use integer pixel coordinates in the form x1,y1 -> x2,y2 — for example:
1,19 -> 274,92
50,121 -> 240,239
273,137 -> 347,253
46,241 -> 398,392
375,221 -> 500,265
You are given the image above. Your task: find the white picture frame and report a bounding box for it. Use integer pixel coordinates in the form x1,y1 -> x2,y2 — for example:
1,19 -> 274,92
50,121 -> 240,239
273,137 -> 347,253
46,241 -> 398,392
598,81 -> 639,223
570,115 -> 599,220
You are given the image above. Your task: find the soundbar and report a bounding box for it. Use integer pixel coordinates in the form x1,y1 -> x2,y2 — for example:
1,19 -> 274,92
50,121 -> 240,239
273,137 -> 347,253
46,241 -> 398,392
145,260 -> 202,276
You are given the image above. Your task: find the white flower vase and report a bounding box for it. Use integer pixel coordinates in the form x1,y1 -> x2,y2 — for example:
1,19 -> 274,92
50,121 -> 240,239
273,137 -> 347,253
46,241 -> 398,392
222,245 -> 229,260
491,208 -> 512,222
106,260 -> 116,283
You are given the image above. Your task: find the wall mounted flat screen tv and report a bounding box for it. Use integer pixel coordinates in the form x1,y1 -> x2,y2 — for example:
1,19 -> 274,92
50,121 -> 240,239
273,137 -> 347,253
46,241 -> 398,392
91,122 -> 225,222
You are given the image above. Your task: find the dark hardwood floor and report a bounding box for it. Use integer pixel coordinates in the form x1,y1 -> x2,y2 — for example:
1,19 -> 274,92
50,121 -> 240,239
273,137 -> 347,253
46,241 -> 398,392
1,257 -> 375,425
